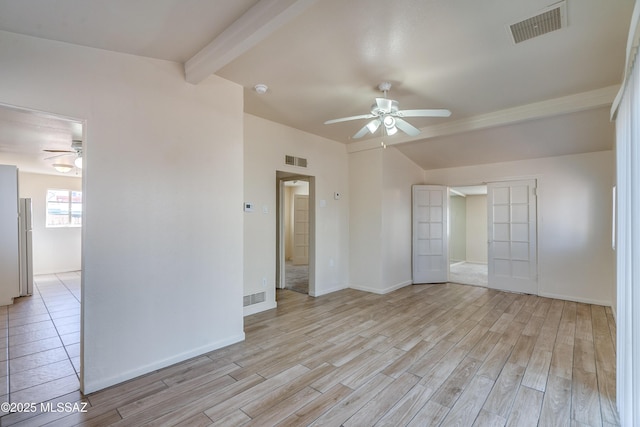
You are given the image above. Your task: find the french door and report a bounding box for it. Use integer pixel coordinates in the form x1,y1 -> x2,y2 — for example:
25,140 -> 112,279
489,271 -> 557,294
487,179 -> 538,294
412,185 -> 449,283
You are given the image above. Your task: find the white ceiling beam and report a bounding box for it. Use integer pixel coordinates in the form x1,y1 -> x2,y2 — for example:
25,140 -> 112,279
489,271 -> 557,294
185,0 -> 317,84
347,85 -> 620,153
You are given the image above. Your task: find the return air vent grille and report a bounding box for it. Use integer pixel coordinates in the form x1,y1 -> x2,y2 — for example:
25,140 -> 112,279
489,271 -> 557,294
509,1 -> 566,44
243,291 -> 266,307
285,155 -> 308,168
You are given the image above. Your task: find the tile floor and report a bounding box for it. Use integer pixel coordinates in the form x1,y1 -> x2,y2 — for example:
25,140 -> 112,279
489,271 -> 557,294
0,272 -> 81,408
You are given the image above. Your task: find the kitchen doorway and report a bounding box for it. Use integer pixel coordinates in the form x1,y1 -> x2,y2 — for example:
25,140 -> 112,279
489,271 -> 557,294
0,103 -> 85,403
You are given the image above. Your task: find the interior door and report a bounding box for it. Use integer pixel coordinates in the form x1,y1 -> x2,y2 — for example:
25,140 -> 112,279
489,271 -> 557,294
487,179 -> 538,294
413,185 -> 449,283
292,194 -> 309,265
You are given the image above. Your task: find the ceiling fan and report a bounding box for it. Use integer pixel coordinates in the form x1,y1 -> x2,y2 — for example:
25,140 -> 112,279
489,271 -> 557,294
324,82 -> 451,139
44,139 -> 83,171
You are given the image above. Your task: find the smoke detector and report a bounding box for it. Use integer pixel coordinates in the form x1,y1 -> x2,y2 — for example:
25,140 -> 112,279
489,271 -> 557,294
508,1 -> 567,44
254,84 -> 268,94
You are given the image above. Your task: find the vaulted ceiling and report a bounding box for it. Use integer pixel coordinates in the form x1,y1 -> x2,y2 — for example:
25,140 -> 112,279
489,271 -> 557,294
0,0 -> 632,174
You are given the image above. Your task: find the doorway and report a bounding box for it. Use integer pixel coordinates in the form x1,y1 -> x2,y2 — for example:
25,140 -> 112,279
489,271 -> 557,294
276,172 -> 315,295
448,185 -> 488,287
0,103 -> 85,403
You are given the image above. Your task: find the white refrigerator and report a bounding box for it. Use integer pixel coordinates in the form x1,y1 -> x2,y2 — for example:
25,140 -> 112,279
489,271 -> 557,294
18,197 -> 33,296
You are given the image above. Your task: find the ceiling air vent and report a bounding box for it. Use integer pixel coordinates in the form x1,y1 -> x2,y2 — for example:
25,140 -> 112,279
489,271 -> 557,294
285,155 -> 308,168
509,1 -> 566,44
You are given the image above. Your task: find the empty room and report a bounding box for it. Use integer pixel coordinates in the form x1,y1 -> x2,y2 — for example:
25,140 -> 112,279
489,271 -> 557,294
0,0 -> 639,426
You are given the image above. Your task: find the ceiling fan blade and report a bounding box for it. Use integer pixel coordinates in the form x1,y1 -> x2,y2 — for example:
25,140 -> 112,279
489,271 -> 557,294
353,119 -> 381,138
396,109 -> 452,118
353,124 -> 370,139
44,153 -> 73,160
394,118 -> 421,136
324,114 -> 375,124
43,149 -> 75,153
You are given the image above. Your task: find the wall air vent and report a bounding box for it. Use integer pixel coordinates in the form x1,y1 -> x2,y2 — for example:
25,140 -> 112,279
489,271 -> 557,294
243,291 -> 266,307
285,155 -> 308,168
509,1 -> 566,44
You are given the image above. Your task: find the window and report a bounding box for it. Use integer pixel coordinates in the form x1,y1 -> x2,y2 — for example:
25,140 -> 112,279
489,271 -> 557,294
46,189 -> 82,227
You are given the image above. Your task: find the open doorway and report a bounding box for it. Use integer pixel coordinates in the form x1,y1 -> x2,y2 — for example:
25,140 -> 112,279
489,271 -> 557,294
449,185 -> 488,287
276,171 -> 314,295
0,104 -> 85,403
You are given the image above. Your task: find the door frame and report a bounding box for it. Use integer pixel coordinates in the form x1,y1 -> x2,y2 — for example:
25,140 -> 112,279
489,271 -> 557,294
276,171 -> 315,295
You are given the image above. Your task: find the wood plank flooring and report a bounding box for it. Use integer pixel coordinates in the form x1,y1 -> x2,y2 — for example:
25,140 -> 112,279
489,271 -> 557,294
1,283 -> 619,426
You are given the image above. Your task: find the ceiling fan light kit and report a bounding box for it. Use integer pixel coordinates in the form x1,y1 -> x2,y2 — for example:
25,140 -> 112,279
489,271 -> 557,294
324,82 -> 451,139
53,163 -> 74,173
44,139 -> 83,172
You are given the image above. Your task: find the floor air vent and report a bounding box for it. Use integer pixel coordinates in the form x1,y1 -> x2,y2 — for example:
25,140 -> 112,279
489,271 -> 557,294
285,155 -> 308,168
509,1 -> 566,44
243,291 -> 266,307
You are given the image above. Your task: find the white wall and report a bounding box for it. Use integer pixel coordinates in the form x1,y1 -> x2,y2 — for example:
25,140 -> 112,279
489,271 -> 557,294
466,195 -> 487,264
349,149 -> 383,290
381,147 -> 425,290
0,31 -> 245,393
424,151 -> 615,305
349,146 -> 424,293
449,195 -> 466,263
18,172 -> 82,274
244,113 -> 349,311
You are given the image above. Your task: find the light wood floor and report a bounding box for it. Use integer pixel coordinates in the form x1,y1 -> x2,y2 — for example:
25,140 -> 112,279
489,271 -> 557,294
1,283 -> 618,426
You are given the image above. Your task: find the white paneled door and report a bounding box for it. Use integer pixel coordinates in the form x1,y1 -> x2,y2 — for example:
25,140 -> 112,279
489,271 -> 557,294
293,194 -> 309,265
487,180 -> 538,294
412,185 -> 449,283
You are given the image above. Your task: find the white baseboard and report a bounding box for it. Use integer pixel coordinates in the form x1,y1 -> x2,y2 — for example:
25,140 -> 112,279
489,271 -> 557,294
538,291 -> 611,307
82,332 -> 245,394
349,280 -> 412,295
243,300 -> 277,316
311,284 -> 347,297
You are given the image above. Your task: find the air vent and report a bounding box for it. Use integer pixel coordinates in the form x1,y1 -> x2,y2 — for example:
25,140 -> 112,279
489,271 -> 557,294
285,155 -> 308,168
509,1 -> 566,44
243,291 -> 266,307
